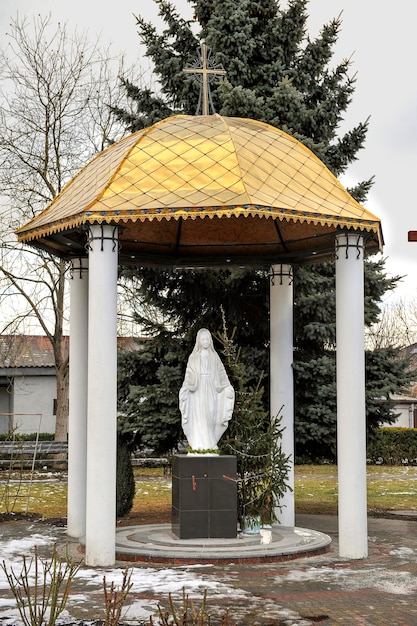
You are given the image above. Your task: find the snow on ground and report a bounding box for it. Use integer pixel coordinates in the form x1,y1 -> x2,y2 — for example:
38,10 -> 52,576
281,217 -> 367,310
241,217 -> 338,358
0,530 -> 59,589
77,564 -> 246,596
0,526 -> 250,624
3,521 -> 417,625
0,524 -> 312,625
276,564 -> 417,595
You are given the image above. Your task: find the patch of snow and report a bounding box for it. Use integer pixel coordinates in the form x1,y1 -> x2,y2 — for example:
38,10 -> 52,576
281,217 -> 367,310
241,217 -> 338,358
121,598 -> 159,621
0,530 -> 250,621
0,531 -> 60,590
277,566 -> 417,595
389,546 -> 414,556
87,566 -> 248,597
0,607 -> 22,626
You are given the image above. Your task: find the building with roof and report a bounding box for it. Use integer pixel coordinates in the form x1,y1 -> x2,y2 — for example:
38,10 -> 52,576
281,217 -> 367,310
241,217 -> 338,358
383,343 -> 417,428
0,335 -> 66,435
385,394 -> 417,428
0,335 -> 141,436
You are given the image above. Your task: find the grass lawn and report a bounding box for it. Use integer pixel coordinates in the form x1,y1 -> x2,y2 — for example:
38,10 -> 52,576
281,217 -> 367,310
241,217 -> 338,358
295,464 -> 417,515
1,464 -> 417,520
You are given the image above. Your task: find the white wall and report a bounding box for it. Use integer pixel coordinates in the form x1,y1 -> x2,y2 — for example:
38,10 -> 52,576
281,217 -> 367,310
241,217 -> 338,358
0,386 -> 12,434
11,374 -> 57,434
382,396 -> 415,429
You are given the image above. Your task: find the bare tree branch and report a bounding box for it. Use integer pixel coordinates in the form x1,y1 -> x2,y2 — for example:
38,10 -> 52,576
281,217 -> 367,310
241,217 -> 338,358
0,14 -> 143,439
365,297 -> 417,350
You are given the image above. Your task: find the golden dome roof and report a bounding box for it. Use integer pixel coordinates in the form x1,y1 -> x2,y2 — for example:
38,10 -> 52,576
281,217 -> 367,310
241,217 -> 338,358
16,114 -> 382,266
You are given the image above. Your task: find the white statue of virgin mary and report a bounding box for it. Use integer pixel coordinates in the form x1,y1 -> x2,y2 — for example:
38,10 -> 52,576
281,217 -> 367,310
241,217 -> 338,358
179,328 -> 235,451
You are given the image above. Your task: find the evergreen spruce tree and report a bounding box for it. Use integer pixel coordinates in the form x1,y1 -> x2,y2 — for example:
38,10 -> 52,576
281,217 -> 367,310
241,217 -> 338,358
118,337 -> 185,454
117,267 -> 270,455
217,319 -> 291,526
293,259 -> 412,460
114,0 -> 409,460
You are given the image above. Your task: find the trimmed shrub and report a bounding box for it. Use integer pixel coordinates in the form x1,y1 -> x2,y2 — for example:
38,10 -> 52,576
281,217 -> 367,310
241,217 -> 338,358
367,428 -> 417,465
116,436 -> 135,518
0,433 -> 54,441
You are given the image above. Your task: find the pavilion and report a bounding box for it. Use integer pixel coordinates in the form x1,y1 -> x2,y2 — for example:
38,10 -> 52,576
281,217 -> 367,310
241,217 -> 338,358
16,113 -> 383,566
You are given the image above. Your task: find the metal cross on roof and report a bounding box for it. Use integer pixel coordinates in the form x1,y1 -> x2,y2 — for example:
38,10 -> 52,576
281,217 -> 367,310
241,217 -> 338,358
183,42 -> 226,116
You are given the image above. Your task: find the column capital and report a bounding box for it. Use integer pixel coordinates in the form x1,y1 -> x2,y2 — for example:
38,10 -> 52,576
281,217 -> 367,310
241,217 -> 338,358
86,224 -> 119,253
70,257 -> 89,279
268,264 -> 293,286
335,232 -> 364,260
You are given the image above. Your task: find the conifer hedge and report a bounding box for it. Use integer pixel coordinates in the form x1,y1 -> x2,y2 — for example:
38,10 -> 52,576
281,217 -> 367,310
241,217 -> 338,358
367,428 -> 417,465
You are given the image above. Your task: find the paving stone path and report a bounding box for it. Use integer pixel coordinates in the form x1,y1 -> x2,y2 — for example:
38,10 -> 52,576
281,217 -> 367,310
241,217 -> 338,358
1,514 -> 417,625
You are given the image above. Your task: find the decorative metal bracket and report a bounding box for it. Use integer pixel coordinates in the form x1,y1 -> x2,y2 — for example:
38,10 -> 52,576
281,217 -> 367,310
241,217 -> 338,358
268,264 -> 293,286
85,225 -> 119,253
335,232 -> 364,260
70,257 -> 88,280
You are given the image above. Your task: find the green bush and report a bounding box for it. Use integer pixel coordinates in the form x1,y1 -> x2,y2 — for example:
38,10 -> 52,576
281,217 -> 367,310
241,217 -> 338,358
367,428 -> 417,465
0,433 -> 54,441
116,436 -> 135,518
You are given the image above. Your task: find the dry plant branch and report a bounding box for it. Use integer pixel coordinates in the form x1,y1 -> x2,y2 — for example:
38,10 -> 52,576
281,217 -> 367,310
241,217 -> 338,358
0,545 -> 82,626
102,566 -> 134,626
152,588 -> 235,625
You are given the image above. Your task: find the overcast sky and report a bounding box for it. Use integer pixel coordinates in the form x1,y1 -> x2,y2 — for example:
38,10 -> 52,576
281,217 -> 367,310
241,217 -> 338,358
1,0 -> 416,300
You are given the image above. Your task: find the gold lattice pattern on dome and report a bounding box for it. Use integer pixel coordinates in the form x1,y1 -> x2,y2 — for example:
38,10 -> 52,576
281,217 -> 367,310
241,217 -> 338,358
16,115 -> 382,251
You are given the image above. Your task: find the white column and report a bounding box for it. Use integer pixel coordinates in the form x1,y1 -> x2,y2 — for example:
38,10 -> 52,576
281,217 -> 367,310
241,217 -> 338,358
85,225 -> 118,566
67,258 -> 89,538
335,233 -> 368,559
270,264 -> 294,527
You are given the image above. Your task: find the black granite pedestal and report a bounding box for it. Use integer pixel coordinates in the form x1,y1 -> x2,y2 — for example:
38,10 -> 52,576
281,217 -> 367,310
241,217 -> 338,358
172,454 -> 237,539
